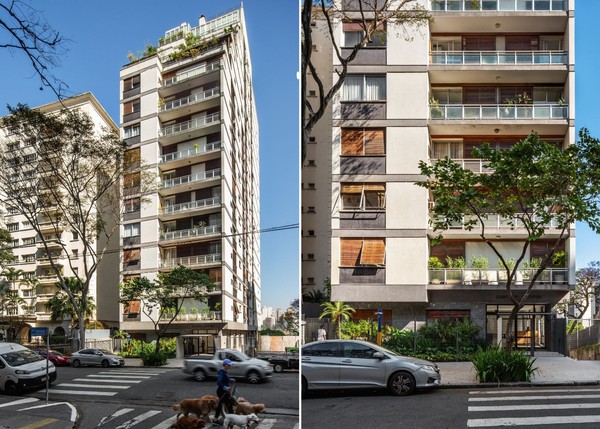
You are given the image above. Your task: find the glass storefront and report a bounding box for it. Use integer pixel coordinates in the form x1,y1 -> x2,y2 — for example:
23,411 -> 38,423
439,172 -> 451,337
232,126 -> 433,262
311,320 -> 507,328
486,304 -> 547,349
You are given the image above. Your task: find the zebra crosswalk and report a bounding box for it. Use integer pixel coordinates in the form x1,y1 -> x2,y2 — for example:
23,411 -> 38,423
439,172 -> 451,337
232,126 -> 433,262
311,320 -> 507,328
467,387 -> 600,427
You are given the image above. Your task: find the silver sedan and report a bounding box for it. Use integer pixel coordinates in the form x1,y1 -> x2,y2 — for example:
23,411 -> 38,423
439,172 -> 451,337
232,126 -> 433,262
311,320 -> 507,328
70,348 -> 125,368
302,339 -> 441,396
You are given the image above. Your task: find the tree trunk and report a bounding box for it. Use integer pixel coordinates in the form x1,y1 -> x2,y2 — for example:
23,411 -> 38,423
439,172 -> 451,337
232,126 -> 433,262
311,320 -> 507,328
78,316 -> 85,351
505,305 -> 521,353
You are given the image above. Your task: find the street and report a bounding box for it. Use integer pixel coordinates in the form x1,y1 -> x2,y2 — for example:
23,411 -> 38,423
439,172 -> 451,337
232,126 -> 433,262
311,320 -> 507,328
302,386 -> 600,429
1,365 -> 299,428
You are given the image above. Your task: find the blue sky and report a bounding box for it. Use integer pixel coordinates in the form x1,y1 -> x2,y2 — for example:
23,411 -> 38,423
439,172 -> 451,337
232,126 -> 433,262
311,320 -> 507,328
0,1 -> 299,310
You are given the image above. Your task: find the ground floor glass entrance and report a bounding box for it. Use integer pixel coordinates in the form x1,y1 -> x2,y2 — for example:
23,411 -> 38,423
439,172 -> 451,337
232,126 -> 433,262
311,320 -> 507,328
486,304 -> 547,349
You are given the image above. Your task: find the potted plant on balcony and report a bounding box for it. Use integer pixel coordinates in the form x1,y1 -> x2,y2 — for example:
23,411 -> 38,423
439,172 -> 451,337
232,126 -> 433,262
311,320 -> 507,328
469,256 -> 491,284
498,258 -> 518,283
430,97 -> 444,119
177,306 -> 187,321
428,256 -> 445,284
522,257 -> 542,282
445,256 -> 465,284
551,251 -> 567,284
189,306 -> 199,321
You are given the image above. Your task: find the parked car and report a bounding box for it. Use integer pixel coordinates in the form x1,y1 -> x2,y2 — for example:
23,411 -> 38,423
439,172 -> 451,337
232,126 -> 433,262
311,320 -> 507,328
33,349 -> 70,366
70,348 -> 124,368
258,350 -> 299,373
302,339 -> 441,396
183,349 -> 273,384
0,343 -> 57,394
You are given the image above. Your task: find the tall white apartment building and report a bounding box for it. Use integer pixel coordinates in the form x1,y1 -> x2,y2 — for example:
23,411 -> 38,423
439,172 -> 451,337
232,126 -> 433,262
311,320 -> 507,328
119,7 -> 260,355
0,93 -> 119,341
303,0 -> 575,350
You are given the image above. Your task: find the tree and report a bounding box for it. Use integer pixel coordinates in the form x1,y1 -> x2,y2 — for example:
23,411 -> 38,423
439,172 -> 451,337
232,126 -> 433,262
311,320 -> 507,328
0,104 -> 130,350
557,261 -> 600,333
46,277 -> 96,329
0,0 -> 68,97
301,0 -> 430,161
279,299 -> 300,335
417,130 -> 600,351
120,265 -> 214,356
320,300 -> 355,339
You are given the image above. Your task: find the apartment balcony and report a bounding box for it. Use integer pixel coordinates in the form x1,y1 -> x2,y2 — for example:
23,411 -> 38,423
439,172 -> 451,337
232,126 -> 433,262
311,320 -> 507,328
165,284 -> 222,298
428,267 -> 569,289
159,310 -> 222,322
159,60 -> 220,97
159,196 -> 221,221
159,224 -> 221,245
431,51 -> 567,66
36,239 -> 62,249
159,168 -> 221,197
36,255 -> 65,267
160,253 -> 221,270
38,221 -> 63,234
158,112 -> 221,145
160,44 -> 225,73
158,87 -> 221,122
34,312 -> 52,321
36,275 -> 59,285
430,0 -> 566,12
159,141 -> 221,170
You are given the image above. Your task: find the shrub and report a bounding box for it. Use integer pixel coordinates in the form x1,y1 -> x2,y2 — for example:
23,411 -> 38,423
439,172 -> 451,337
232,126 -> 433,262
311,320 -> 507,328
117,337 -> 176,360
471,346 -> 538,383
140,348 -> 167,367
340,319 -> 376,341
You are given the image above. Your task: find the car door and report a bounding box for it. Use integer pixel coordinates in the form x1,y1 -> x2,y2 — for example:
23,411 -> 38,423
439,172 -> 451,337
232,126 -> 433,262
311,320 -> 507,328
338,342 -> 387,389
301,342 -> 341,389
79,349 -> 94,366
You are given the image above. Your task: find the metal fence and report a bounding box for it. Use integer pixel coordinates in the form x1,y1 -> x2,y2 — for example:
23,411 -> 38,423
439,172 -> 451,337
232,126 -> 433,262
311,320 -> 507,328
566,318 -> 600,352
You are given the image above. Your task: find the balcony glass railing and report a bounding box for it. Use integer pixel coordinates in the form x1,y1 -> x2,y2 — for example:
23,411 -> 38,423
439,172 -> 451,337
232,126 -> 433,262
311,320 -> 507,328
431,0 -> 566,11
160,112 -> 220,137
160,141 -> 221,164
160,224 -> 221,241
428,212 -> 562,229
161,253 -> 221,268
160,87 -> 220,112
430,104 -> 568,120
429,268 -> 568,285
162,61 -> 220,87
430,51 -> 567,65
160,196 -> 221,215
161,168 -> 221,189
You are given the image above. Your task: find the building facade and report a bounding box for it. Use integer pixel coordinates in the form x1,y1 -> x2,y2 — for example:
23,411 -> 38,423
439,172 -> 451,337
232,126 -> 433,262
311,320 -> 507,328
303,0 -> 575,349
119,7 -> 260,355
0,93 -> 119,341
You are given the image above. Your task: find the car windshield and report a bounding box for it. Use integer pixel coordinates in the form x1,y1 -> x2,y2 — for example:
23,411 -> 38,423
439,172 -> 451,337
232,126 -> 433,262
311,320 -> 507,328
2,350 -> 44,367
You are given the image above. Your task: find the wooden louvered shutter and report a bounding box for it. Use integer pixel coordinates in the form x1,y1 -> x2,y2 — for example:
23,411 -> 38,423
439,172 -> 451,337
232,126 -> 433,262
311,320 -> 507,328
124,248 -> 141,262
341,239 -> 362,266
342,129 -> 364,155
364,129 -> 385,155
360,239 -> 385,265
341,184 -> 363,193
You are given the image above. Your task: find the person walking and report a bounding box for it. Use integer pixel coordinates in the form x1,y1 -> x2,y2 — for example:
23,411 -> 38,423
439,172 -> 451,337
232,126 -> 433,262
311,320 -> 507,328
213,358 -> 236,424
317,325 -> 327,341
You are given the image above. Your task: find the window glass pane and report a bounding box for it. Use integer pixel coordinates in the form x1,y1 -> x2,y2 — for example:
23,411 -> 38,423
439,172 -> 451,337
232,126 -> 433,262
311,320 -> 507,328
365,76 -> 385,100
342,76 -> 363,101
364,190 -> 384,209
344,30 -> 363,47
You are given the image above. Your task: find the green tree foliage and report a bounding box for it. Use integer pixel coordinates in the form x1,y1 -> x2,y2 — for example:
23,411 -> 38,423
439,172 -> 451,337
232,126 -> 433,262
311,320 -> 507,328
120,265 -> 214,357
417,130 -> 600,351
46,277 -> 95,328
319,301 -> 355,339
278,299 -> 299,335
557,261 -> 600,332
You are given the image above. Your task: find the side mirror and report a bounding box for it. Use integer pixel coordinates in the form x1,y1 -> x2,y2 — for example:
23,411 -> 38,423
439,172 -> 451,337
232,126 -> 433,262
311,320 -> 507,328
373,351 -> 385,359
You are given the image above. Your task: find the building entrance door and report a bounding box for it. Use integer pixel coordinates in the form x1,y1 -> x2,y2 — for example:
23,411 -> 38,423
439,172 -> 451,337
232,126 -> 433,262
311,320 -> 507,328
486,304 -> 547,350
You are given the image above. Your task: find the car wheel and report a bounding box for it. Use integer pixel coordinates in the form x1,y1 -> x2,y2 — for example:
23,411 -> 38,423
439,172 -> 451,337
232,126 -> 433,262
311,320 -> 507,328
72,359 -> 81,368
388,371 -> 416,396
247,370 -> 260,384
4,381 -> 20,395
101,359 -> 110,368
273,363 -> 284,373
193,369 -> 207,382
301,376 -> 308,396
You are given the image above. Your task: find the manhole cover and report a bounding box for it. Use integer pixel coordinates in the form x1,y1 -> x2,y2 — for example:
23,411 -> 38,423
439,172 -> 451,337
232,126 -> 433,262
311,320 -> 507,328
156,391 -> 176,399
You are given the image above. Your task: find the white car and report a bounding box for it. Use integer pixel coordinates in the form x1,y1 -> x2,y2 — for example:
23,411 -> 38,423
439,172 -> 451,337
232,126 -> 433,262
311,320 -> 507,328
302,339 -> 441,396
0,343 -> 56,394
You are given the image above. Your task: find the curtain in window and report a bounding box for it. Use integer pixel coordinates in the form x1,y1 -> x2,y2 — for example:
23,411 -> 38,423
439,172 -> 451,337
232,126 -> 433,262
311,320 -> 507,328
365,76 -> 385,100
433,141 -> 462,159
343,76 -> 363,101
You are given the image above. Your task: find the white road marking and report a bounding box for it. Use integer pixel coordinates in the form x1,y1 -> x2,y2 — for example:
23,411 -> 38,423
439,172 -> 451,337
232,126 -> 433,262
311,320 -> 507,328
468,394 -> 600,402
74,378 -> 142,383
49,389 -> 118,396
0,397 -> 39,408
470,388 -> 600,395
103,371 -> 162,376
98,408 -> 134,426
57,383 -> 130,389
468,415 -> 600,427
256,418 -> 277,429
114,410 -> 162,428
19,401 -> 78,422
87,374 -> 151,379
469,402 -> 600,412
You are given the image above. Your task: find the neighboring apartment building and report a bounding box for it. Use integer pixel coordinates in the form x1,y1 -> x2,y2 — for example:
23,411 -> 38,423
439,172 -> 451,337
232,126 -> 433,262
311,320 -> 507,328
119,7 -> 261,355
0,93 -> 119,341
303,0 -> 575,350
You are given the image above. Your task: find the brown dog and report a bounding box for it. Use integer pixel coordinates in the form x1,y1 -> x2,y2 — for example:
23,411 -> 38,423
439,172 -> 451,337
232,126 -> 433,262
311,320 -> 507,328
169,416 -> 205,429
172,395 -> 219,419
235,397 -> 266,415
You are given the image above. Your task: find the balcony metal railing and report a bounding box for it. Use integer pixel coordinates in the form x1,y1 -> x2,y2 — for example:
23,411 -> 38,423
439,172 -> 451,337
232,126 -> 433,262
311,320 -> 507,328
161,253 -> 221,268
160,224 -> 221,241
162,61 -> 220,87
159,141 -> 221,164
428,212 -> 563,229
430,51 -> 567,65
161,168 -> 221,189
429,268 -> 568,285
430,104 -> 568,120
160,112 -> 220,137
160,196 -> 221,215
430,0 -> 567,11
160,87 -> 220,112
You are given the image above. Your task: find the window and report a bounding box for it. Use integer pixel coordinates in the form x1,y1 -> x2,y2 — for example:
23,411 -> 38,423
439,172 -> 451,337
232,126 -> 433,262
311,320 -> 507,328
123,248 -> 141,263
23,254 -> 36,263
307,253 -> 315,260
343,22 -> 386,47
123,300 -> 141,316
432,140 -> 463,159
123,75 -> 141,91
123,223 -> 141,238
306,277 -> 315,284
303,342 -> 339,357
6,206 -> 19,215
341,128 -> 385,156
124,124 -> 140,140
341,183 -> 385,210
11,239 -> 19,248
340,238 -> 385,266
308,230 -> 315,236
23,153 -> 37,163
307,206 -> 316,213
124,198 -> 141,213
432,89 -> 463,104
72,249 -> 79,257
22,221 -> 30,228
22,237 -> 35,246
342,75 -> 386,101
124,172 -> 141,189
309,137 -> 316,143
7,223 -> 18,232
124,148 -> 141,167
72,232 -> 79,241
124,100 -> 140,115
343,342 -> 379,359
307,160 -> 316,166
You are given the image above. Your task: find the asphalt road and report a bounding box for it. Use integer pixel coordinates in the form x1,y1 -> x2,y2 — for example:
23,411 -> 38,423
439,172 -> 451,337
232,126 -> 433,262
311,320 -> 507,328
16,364 -> 299,428
302,385 -> 600,429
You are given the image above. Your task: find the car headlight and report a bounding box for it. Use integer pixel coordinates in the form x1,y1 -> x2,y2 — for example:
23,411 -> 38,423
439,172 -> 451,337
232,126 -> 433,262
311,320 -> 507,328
15,369 -> 31,374
417,364 -> 438,372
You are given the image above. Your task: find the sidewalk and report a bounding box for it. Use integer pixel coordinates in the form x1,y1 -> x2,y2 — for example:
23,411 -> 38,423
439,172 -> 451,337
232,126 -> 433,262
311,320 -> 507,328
438,352 -> 600,387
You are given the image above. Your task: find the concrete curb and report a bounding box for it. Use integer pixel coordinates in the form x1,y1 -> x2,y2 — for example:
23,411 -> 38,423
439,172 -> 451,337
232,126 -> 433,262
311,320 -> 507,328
440,380 -> 600,389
